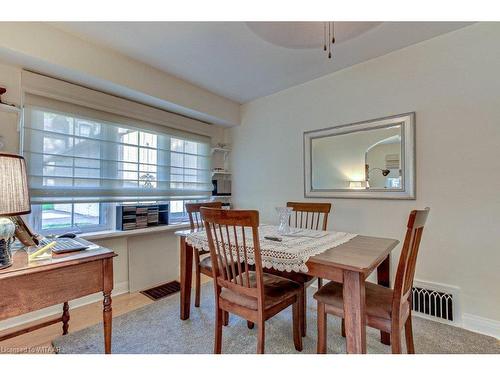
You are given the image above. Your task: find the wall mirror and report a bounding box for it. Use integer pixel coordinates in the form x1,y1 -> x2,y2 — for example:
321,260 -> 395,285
304,112 -> 415,199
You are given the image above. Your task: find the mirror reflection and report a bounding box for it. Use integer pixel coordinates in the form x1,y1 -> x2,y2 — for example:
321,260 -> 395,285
311,124 -> 402,190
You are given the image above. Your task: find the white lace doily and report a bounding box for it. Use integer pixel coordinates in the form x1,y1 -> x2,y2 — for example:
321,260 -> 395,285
186,224 -> 357,273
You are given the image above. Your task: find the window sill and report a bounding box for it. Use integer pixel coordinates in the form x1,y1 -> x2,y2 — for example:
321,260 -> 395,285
80,223 -> 191,241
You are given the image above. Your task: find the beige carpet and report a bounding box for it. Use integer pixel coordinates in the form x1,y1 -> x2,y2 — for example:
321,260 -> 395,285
53,283 -> 499,354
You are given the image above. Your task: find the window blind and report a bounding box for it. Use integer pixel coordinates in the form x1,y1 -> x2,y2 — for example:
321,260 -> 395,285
23,97 -> 212,204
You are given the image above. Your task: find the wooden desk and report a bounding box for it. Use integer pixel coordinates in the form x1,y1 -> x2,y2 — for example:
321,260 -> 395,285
0,244 -> 116,353
175,229 -> 398,354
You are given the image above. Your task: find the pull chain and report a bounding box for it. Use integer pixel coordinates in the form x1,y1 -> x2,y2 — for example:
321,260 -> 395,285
328,23 -> 331,59
323,21 -> 335,59
323,22 -> 327,51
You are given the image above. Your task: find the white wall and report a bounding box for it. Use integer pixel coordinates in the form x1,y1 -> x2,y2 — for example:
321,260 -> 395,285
0,63 -> 21,153
231,23 -> 500,329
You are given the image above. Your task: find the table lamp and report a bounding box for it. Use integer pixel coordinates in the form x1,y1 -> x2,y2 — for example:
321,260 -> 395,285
0,153 -> 31,269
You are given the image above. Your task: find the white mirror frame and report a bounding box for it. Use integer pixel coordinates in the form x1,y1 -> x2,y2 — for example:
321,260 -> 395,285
304,112 -> 416,200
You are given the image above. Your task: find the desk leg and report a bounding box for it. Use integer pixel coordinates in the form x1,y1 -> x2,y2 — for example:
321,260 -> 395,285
103,258 -> 113,354
377,255 -> 391,345
62,302 -> 70,335
180,237 -> 193,320
343,270 -> 366,354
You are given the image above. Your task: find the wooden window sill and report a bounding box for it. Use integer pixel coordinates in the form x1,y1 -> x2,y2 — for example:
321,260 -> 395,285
80,223 -> 191,241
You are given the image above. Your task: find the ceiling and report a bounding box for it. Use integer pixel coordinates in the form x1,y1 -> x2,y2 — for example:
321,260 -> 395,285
52,22 -> 472,103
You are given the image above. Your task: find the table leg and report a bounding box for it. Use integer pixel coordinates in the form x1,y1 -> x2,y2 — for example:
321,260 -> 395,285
103,257 -> 113,354
103,292 -> 112,354
343,270 -> 366,354
377,255 -> 391,345
62,302 -> 70,335
180,237 -> 193,320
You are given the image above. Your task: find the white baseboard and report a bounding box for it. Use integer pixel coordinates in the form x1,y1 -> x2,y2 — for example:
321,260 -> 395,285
310,280 -> 499,340
462,313 -> 500,339
0,281 -> 129,332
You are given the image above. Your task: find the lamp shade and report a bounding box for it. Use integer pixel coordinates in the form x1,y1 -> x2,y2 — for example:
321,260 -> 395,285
0,153 -> 31,216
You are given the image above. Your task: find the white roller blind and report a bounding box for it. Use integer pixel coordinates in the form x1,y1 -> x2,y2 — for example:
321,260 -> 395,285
23,99 -> 212,204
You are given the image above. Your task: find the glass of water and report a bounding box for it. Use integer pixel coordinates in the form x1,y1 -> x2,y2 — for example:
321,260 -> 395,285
275,207 -> 293,235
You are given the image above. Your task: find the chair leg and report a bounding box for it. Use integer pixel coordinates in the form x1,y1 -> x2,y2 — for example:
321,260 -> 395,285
292,298 -> 303,352
317,278 -> 323,288
391,323 -> 402,354
405,314 -> 415,354
317,302 -> 327,354
257,321 -> 265,354
247,321 -> 254,329
341,318 -> 346,337
62,302 -> 70,335
214,308 -> 223,354
301,285 -> 307,337
194,265 -> 201,308
223,311 -> 229,326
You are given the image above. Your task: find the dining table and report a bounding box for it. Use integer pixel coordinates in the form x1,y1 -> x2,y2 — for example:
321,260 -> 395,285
175,225 -> 399,354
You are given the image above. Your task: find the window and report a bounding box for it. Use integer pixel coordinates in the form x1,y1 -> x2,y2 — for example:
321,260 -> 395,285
30,202 -> 112,235
387,177 -> 402,189
168,199 -> 205,224
23,103 -> 211,234
118,129 -> 159,189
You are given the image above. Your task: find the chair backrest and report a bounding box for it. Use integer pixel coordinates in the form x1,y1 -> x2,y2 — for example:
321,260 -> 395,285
200,208 -> 264,306
393,208 -> 430,311
286,202 -> 332,231
185,201 -> 223,230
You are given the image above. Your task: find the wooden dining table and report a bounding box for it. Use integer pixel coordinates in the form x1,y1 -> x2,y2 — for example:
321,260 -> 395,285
175,228 -> 399,354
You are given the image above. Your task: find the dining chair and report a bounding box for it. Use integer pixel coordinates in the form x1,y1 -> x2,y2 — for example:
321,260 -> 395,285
185,201 -> 223,309
265,201 -> 332,336
287,202 -> 332,233
200,207 -> 303,354
314,207 -> 430,354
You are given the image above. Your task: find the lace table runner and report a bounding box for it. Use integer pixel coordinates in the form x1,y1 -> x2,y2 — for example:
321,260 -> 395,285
186,224 -> 357,273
